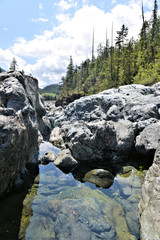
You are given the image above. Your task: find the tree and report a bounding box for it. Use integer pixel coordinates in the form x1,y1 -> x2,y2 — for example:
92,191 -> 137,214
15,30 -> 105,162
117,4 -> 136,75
60,56 -> 74,95
151,0 -> 158,62
115,24 -> 128,49
115,24 -> 128,84
141,0 -> 147,50
9,57 -> 18,71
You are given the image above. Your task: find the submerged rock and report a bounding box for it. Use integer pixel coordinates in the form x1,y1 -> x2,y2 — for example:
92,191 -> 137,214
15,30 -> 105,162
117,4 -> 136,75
83,169 -> 114,188
19,164 -> 136,240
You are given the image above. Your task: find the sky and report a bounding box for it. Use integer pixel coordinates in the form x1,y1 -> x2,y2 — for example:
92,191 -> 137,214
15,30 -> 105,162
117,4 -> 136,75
0,0 -> 154,88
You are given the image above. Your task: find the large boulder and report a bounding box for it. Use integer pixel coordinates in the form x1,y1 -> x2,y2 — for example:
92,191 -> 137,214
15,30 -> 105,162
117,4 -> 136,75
50,82 -> 160,239
138,147 -> 160,240
50,82 -> 160,164
135,122 -> 160,155
0,71 -> 50,198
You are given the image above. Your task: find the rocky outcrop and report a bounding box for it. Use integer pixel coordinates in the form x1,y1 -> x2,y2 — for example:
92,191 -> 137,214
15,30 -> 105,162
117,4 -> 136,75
50,83 -> 160,163
138,147 -> 160,240
50,82 -> 160,240
0,71 -> 50,198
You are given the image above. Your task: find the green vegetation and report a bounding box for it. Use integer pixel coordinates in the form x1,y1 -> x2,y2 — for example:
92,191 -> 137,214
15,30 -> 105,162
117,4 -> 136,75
39,84 -> 60,101
39,84 -> 60,94
59,0 -> 160,100
41,93 -> 57,101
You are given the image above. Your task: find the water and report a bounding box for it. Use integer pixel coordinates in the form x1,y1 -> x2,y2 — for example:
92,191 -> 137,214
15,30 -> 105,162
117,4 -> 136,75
0,142 -> 145,240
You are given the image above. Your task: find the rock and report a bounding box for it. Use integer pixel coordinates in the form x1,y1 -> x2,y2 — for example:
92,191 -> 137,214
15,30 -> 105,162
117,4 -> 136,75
138,147 -> 160,240
39,152 -> 56,165
48,82 -> 160,239
83,169 -> 114,188
0,71 -> 50,198
50,82 -> 160,164
54,149 -> 78,172
50,126 -> 65,149
135,122 -> 160,155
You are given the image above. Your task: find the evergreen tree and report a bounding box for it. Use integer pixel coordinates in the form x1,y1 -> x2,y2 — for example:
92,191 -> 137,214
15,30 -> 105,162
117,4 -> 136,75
9,57 -> 18,71
141,0 -> 147,50
151,0 -> 158,62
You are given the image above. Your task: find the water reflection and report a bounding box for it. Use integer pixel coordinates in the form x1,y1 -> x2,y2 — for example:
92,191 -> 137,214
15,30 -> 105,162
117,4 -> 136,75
18,142 -> 145,240
0,142 -> 145,240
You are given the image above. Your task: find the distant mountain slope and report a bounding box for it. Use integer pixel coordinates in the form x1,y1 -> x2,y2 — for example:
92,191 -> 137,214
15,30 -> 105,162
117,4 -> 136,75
0,67 -> 6,72
39,84 -> 60,95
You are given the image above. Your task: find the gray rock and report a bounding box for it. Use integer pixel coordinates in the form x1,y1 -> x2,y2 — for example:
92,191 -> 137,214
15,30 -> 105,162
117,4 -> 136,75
51,83 -> 160,164
49,82 -> 160,239
50,126 -> 65,149
135,123 -> 160,155
39,152 -> 56,164
54,149 -> 78,172
138,147 -> 160,240
0,71 -> 50,197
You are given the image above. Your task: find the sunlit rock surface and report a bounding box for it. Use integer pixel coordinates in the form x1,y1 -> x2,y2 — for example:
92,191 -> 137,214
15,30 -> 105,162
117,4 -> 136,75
50,83 -> 160,163
139,147 -> 160,240
0,71 -> 51,197
49,82 -> 160,239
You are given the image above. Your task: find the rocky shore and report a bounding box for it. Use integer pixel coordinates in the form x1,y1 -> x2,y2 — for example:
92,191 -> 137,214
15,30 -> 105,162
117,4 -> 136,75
0,71 -> 51,198
49,82 -> 160,240
0,71 -> 160,239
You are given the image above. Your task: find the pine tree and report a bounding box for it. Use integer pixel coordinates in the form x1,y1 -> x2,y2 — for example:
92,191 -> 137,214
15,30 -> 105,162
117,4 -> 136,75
61,56 -> 74,95
151,0 -> 158,62
9,57 -> 18,71
141,0 -> 147,50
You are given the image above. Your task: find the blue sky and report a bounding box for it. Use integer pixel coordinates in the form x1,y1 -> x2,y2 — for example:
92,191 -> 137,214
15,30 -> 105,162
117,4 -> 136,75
0,0 -> 153,87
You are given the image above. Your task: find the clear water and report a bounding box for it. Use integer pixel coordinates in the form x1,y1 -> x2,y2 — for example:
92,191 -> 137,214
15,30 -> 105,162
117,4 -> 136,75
0,142 -> 145,240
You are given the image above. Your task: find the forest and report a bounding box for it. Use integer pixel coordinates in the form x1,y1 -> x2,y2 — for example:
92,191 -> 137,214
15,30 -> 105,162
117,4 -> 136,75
58,0 -> 160,101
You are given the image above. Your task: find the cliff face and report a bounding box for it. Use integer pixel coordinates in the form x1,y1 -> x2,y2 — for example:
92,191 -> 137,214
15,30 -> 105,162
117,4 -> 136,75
0,71 -> 49,198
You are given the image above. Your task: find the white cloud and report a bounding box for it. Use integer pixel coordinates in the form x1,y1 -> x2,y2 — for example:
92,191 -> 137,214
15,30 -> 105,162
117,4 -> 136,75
3,27 -> 8,31
56,14 -> 70,23
39,3 -> 43,10
0,48 -> 26,70
31,18 -> 48,22
112,0 -> 116,4
54,0 -> 77,11
0,1 -> 153,88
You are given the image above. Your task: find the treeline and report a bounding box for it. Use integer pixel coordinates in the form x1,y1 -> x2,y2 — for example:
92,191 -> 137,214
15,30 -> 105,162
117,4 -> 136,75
59,0 -> 160,99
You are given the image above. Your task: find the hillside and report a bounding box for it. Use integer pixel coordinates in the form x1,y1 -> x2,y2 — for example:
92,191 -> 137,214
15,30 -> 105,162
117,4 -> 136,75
39,84 -> 60,101
0,67 -> 6,72
39,84 -> 60,94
